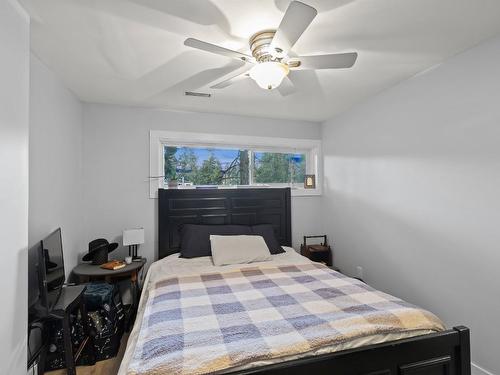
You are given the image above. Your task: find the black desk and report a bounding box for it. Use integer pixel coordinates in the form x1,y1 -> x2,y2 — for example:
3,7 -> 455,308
51,285 -> 86,312
38,285 -> 94,375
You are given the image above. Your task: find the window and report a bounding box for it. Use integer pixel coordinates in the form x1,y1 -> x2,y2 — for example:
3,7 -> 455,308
150,131 -> 321,198
164,146 -> 247,186
163,146 -> 306,187
253,151 -> 305,184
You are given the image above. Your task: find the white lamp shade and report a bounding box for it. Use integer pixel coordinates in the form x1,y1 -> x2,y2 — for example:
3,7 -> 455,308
123,228 -> 145,246
249,62 -> 289,90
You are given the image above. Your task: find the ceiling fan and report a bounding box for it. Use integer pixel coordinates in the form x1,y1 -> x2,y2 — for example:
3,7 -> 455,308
183,1 -> 357,94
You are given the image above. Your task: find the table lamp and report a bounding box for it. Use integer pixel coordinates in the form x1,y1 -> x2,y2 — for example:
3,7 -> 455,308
123,228 -> 144,262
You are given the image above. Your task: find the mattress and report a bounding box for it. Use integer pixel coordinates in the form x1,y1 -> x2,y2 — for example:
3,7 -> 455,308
119,248 -> 441,374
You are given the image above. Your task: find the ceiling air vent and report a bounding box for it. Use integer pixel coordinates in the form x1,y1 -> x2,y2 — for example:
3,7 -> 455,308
185,91 -> 211,98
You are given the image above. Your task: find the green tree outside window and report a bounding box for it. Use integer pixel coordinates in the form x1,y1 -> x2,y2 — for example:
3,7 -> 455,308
164,146 -> 305,186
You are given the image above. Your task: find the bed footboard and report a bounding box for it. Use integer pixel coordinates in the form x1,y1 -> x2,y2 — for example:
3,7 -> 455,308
232,326 -> 470,375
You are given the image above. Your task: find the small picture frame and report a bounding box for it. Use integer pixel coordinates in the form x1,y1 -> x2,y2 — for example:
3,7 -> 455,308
304,174 -> 316,189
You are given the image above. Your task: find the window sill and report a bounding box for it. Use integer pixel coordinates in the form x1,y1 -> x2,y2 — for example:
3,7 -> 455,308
153,185 -> 321,198
291,188 -> 322,197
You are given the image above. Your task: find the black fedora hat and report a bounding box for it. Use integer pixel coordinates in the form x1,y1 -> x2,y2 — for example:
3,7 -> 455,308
82,238 -> 118,265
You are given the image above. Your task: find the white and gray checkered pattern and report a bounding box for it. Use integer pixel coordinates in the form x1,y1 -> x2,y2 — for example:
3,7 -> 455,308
128,263 -> 443,375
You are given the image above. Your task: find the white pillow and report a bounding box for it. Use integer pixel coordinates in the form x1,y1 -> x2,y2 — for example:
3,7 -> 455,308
210,235 -> 272,266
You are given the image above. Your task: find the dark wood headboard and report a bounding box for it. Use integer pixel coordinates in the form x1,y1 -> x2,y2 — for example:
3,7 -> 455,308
158,188 -> 291,259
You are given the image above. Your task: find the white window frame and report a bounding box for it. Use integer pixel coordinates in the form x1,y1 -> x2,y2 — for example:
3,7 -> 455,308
149,130 -> 322,198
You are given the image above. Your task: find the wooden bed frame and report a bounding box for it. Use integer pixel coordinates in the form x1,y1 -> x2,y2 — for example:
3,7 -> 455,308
158,187 -> 471,375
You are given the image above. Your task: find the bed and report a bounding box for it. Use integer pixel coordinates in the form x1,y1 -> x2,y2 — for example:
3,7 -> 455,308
119,188 -> 470,375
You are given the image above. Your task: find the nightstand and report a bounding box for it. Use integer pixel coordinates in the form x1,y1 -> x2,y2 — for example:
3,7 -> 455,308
73,259 -> 146,329
300,235 -> 332,266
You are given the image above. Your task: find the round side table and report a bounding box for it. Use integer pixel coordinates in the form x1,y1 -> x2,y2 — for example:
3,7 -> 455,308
73,259 -> 146,283
73,259 -> 146,328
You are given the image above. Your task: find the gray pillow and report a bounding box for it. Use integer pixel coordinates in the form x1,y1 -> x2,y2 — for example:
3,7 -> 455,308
251,224 -> 285,254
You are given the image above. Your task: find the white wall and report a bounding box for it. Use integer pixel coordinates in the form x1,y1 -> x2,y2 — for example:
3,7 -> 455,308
321,35 -> 500,374
0,1 -> 30,373
28,54 -> 84,303
82,104 -> 322,268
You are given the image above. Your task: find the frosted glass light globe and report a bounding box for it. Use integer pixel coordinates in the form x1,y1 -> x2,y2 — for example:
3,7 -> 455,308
249,61 -> 289,90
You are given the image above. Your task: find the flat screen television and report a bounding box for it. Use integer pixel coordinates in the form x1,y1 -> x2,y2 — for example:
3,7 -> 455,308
38,228 -> 65,312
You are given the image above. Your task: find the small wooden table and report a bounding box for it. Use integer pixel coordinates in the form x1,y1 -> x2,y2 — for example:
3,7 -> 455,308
300,235 -> 333,266
73,259 -> 146,283
73,259 -> 146,328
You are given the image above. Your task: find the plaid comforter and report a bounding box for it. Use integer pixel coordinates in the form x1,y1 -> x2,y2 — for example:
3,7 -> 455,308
127,263 -> 444,375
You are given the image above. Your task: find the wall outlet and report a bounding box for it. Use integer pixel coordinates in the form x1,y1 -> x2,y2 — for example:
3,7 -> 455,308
356,266 -> 364,279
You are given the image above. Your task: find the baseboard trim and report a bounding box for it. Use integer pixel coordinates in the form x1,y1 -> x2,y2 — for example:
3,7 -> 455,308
472,363 -> 496,375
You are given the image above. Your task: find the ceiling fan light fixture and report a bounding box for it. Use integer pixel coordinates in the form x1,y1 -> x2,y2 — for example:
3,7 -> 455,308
249,61 -> 289,90
185,2 -> 357,93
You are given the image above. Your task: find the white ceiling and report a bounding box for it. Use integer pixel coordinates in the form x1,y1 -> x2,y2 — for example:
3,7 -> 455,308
21,0 -> 500,122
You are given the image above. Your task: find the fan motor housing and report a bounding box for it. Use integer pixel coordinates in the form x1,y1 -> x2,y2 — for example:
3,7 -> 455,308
249,30 -> 280,62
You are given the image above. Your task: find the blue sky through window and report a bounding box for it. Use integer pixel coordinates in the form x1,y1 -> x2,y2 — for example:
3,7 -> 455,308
177,147 -> 239,168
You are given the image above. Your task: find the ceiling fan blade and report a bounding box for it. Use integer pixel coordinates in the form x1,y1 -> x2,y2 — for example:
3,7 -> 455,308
277,76 -> 296,96
270,1 -> 317,55
184,38 -> 253,63
210,71 -> 250,89
291,52 -> 358,70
